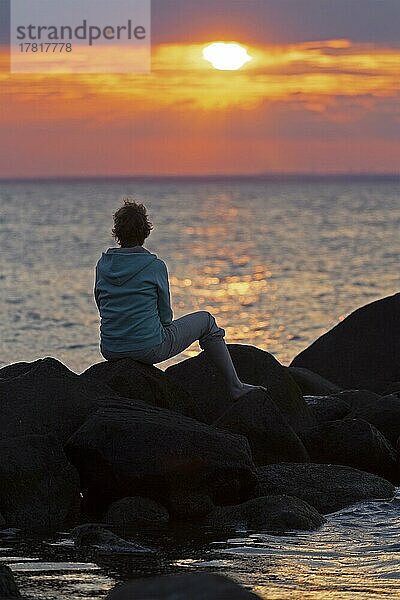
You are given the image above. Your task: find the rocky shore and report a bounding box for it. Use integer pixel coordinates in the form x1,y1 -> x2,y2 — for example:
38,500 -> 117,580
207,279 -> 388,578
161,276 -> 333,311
0,293 -> 399,598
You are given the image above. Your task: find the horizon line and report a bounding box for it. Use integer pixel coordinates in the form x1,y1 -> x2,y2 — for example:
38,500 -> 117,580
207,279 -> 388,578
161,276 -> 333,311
0,171 -> 399,184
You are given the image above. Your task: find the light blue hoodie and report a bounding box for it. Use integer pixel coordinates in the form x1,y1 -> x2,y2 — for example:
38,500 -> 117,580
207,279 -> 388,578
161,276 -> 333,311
94,246 -> 173,353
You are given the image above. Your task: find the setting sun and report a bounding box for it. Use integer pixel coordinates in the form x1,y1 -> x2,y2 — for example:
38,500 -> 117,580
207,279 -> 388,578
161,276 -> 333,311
202,42 -> 252,70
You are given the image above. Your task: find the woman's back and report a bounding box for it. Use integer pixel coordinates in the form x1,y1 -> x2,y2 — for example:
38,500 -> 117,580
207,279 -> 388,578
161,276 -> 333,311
95,246 -> 172,353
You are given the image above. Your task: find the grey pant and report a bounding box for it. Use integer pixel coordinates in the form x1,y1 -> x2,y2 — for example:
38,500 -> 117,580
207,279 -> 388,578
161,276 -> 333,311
101,311 -> 225,365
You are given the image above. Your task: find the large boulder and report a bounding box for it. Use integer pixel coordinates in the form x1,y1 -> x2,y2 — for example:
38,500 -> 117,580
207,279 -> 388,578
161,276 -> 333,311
0,435 -> 79,529
166,344 -> 313,433
82,359 -> 205,422
0,357 -> 120,444
301,419 -> 398,482
291,294 -> 400,393
204,495 -> 324,532
106,574 -> 261,600
256,463 -> 395,514
288,367 -> 341,396
66,398 -> 256,516
214,389 -> 309,465
347,394 -> 400,446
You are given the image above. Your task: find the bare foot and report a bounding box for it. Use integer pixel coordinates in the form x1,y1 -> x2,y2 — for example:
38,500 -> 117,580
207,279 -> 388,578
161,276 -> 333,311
231,383 -> 269,400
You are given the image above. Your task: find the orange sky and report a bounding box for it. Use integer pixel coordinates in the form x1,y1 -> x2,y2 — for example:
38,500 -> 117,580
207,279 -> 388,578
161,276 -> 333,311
1,37 -> 400,177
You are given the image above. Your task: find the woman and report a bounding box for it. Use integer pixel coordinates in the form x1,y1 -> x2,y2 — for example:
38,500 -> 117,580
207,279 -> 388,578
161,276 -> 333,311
94,198 -> 266,399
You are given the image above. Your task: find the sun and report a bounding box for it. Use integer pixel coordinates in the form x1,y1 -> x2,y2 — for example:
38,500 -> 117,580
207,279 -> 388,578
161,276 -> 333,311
202,42 -> 252,71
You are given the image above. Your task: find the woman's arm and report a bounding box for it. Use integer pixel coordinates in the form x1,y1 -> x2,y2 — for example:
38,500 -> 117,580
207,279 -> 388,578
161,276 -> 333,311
155,260 -> 173,325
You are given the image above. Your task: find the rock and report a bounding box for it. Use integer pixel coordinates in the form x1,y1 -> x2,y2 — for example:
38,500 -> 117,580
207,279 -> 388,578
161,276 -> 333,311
204,495 -> 325,532
301,419 -> 398,482
166,344 -> 314,433
347,394 -> 400,446
0,357 -> 120,444
305,395 -> 351,424
0,356 -> 75,379
82,359 -> 205,422
105,497 -> 169,526
291,293 -> 400,393
0,435 -> 79,530
214,389 -> 310,465
167,478 -> 215,520
0,565 -> 21,598
383,382 -> 400,395
288,367 -> 341,396
332,390 -> 382,410
71,524 -> 152,553
256,463 -> 395,514
106,573 -> 261,600
66,398 -> 256,516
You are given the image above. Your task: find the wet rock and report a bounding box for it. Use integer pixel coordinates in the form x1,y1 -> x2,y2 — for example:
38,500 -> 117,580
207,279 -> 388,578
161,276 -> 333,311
166,344 -> 314,433
305,395 -> 351,424
66,398 -> 256,516
204,495 -> 325,532
0,565 -> 21,598
256,463 -> 395,514
0,434 -> 79,529
214,389 -> 310,465
301,419 -> 398,482
106,573 -> 261,599
0,357 -> 119,444
291,293 -> 400,393
288,367 -> 341,396
105,497 -> 169,526
72,523 -> 151,553
347,394 -> 400,446
82,358 -> 205,422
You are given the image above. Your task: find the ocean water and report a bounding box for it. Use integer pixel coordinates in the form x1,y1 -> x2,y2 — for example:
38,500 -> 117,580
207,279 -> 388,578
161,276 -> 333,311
0,177 -> 399,372
0,177 -> 399,598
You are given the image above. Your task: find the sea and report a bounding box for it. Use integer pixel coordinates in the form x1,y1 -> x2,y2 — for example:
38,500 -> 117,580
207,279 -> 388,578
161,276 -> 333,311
0,176 -> 399,598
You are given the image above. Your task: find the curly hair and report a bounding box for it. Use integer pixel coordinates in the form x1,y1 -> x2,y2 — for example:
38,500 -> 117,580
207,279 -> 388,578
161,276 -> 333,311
111,198 -> 153,247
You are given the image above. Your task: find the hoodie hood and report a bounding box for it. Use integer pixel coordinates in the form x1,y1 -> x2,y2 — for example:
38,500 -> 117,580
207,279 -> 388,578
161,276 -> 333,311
97,246 -> 158,286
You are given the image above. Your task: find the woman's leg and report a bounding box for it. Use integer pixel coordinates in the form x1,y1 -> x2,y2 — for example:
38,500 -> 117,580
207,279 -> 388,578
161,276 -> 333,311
151,311 -> 266,399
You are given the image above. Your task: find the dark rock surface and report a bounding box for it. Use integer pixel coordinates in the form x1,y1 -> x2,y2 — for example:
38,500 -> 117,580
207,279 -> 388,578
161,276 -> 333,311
305,395 -> 351,424
0,435 -> 79,529
214,389 -> 310,465
0,357 -> 119,444
105,497 -> 169,526
71,524 -> 151,553
291,293 -> 400,393
347,394 -> 400,446
166,344 -> 313,433
0,565 -> 21,598
106,573 -> 261,600
204,495 -> 325,532
288,367 -> 341,396
256,463 -> 395,514
334,390 -> 382,410
82,358 -> 205,422
301,419 -> 398,482
66,397 -> 256,515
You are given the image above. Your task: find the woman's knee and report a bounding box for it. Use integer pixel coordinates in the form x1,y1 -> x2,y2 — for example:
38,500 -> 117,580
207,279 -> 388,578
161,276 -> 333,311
197,311 -> 225,347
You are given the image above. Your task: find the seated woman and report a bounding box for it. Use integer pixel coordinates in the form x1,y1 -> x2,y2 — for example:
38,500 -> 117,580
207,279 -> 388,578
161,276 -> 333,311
94,198 -> 265,399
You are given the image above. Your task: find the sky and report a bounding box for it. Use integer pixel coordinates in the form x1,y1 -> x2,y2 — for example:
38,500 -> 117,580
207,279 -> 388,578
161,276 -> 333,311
0,0 -> 399,177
